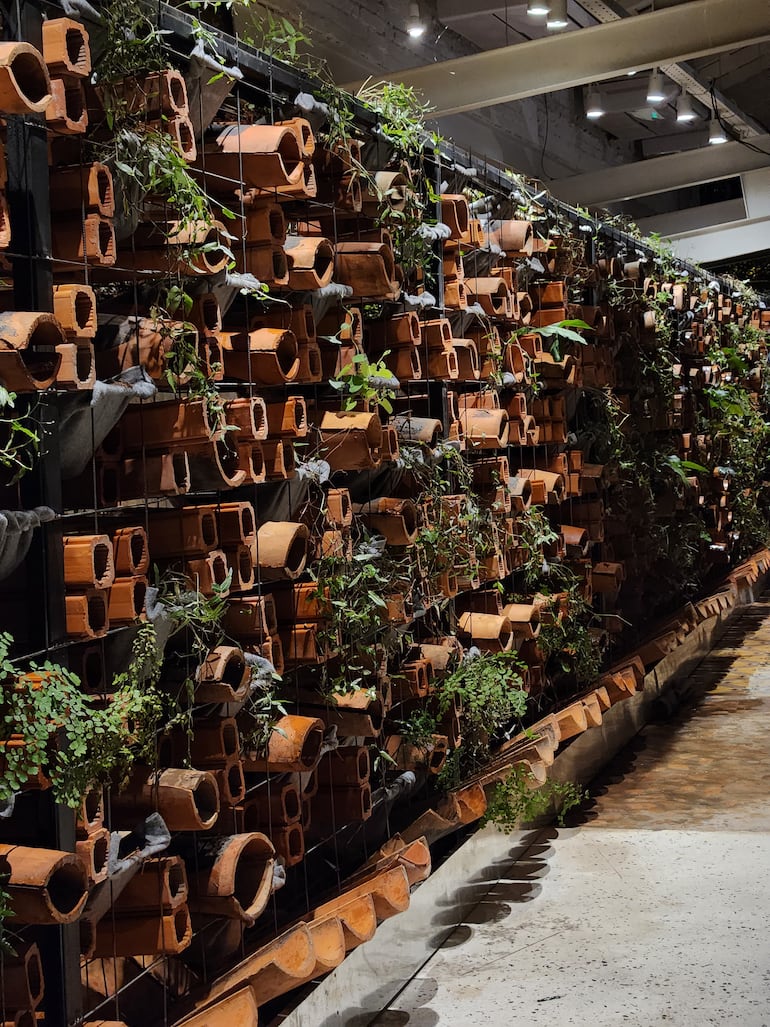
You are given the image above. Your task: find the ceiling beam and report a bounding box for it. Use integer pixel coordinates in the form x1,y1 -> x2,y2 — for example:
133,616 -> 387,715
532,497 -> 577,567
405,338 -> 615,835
549,136 -> 770,206
356,0 -> 770,117
436,0 -> 521,21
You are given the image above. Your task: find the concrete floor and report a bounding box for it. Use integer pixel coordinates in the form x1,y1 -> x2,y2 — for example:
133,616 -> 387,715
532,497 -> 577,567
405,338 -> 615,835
373,600 -> 770,1027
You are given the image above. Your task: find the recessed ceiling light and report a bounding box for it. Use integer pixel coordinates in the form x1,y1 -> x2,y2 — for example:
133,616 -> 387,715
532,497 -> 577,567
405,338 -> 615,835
527,0 -> 551,14
547,0 -> 568,29
709,115 -> 728,144
406,1 -> 425,37
676,91 -> 696,122
646,68 -> 665,104
585,88 -> 604,119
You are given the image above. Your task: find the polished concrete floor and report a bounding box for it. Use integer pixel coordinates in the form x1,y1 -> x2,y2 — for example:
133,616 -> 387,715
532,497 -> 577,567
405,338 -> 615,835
373,599 -> 770,1026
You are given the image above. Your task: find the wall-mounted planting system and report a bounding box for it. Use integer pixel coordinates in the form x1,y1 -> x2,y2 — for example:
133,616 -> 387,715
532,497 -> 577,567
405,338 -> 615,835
0,2 -> 768,1025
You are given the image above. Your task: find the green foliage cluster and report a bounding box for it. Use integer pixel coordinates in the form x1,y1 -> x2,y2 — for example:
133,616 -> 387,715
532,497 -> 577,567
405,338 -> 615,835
0,388 -> 41,484
0,626 -> 163,808
436,650 -> 528,738
483,765 -> 586,831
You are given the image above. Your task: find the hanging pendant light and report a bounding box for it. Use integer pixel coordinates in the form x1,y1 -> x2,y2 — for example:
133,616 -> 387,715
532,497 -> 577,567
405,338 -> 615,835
676,91 -> 696,122
646,68 -> 666,104
406,1 -> 426,37
709,115 -> 728,145
585,88 -> 604,119
547,0 -> 568,29
527,0 -> 551,15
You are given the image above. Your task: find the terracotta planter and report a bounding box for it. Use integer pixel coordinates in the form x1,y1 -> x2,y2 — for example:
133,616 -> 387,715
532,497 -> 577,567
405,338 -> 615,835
487,219 -> 533,256
313,409 -> 383,471
316,746 -> 370,789
205,123 -> 306,190
195,646 -> 250,703
183,547 -> 231,594
52,213 -> 115,266
65,589 -> 108,639
196,922 -> 315,1010
254,521 -> 309,581
46,76 -> 87,134
75,826 -> 109,886
110,69 -> 189,118
120,452 -> 190,499
440,193 -> 471,240
224,397 -> 268,442
283,235 -> 335,291
353,497 -> 418,546
312,782 -> 372,825
148,506 -> 219,558
0,943 -> 44,1011
592,560 -> 626,596
502,602 -> 540,639
121,220 -> 230,277
111,525 -> 149,576
0,844 -> 88,925
458,611 -> 513,652
460,407 -> 509,449
63,534 -> 114,589
177,987 -> 259,1026
334,241 -> 399,300
92,904 -> 192,956
223,595 -> 277,641
110,768 -> 220,831
220,327 -> 299,385
114,856 -> 188,913
0,311 -> 63,391
466,277 -> 514,319
42,18 -> 90,77
554,701 -> 589,741
0,42 -> 51,114
53,341 -> 94,389
108,575 -> 147,624
244,715 -> 324,773
188,832 -> 275,922
387,734 -> 448,775
123,398 -> 223,453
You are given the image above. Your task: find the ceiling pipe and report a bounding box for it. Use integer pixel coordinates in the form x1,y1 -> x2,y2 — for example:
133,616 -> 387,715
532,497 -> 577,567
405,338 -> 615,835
549,134 -> 770,206
352,0 -> 770,117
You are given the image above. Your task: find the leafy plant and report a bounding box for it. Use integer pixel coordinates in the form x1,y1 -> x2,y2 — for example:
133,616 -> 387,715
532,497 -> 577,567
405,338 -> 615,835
537,319 -> 592,361
0,628 -> 164,808
0,388 -> 41,483
483,765 -> 586,830
330,352 -> 397,414
356,80 -> 434,157
437,650 -> 528,738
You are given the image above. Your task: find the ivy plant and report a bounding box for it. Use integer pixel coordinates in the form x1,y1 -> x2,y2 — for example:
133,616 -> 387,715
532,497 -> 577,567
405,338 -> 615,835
483,765 -> 586,830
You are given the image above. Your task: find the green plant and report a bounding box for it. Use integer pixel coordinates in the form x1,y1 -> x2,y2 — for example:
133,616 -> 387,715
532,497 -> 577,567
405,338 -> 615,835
0,879 -> 16,955
356,80 -> 434,157
483,765 -> 586,830
437,650 -> 528,739
0,388 -> 41,483
329,352 -> 397,414
396,707 -> 438,748
0,627 -> 164,808
536,318 -> 593,361
517,506 -> 559,590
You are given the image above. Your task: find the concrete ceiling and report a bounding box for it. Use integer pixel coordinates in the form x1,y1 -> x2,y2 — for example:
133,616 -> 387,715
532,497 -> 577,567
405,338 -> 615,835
406,0 -> 770,260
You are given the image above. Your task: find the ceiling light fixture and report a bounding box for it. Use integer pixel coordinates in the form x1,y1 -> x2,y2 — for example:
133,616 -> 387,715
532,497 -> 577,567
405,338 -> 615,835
646,68 -> 666,105
406,1 -> 425,37
585,88 -> 604,119
527,0 -> 551,15
546,0 -> 568,29
676,91 -> 696,122
708,115 -> 728,145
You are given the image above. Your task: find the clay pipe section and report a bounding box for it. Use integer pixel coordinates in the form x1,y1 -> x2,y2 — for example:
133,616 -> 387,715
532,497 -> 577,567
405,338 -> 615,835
0,941 -> 44,1011
0,42 -> 52,114
0,311 -> 63,391
243,715 -> 324,773
256,522 -> 309,580
185,832 -> 275,923
0,844 -> 88,924
107,768 -> 220,831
